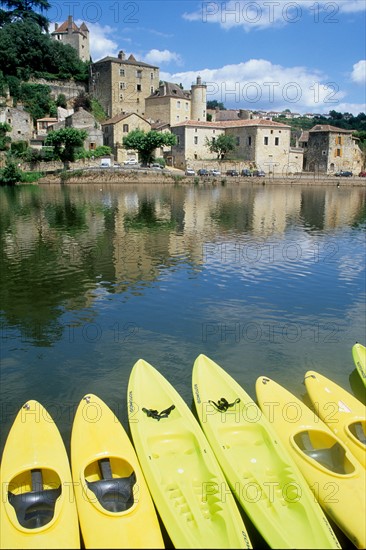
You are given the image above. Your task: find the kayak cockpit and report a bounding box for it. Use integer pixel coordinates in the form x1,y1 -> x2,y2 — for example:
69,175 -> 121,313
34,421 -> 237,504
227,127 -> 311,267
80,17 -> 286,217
8,468 -> 61,529
294,430 -> 356,474
348,421 -> 366,445
86,457 -> 136,513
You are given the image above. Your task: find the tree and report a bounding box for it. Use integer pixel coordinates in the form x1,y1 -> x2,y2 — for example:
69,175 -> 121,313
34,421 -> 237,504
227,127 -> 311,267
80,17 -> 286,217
0,154 -> 23,185
207,100 -> 226,111
123,130 -> 177,165
205,134 -> 236,160
0,122 -> 12,150
0,0 -> 50,31
45,127 -> 87,169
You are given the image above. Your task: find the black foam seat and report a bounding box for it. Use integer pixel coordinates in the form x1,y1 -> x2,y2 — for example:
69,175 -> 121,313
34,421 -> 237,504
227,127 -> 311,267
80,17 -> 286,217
8,469 -> 61,529
86,458 -> 136,513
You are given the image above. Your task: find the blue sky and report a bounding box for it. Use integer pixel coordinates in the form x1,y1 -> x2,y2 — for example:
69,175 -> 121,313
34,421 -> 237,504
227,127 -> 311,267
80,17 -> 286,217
49,1 -> 366,114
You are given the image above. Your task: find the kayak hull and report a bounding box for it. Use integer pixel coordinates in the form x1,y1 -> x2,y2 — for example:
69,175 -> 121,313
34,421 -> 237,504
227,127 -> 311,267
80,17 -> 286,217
304,370 -> 366,468
128,358 -> 252,549
192,355 -> 341,549
256,376 -> 366,549
71,394 -> 164,549
0,400 -> 80,549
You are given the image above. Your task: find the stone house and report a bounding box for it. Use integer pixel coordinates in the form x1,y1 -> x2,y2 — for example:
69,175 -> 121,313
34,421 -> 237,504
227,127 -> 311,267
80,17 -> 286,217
51,16 -> 90,62
0,105 -> 33,143
101,112 -> 151,163
63,107 -> 103,151
145,76 -> 207,126
171,118 -> 302,174
302,124 -> 363,174
89,51 -> 159,119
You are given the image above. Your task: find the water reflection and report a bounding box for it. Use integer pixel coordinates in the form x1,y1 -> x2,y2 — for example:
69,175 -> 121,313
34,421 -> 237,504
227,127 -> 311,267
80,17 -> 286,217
1,183 -> 365,349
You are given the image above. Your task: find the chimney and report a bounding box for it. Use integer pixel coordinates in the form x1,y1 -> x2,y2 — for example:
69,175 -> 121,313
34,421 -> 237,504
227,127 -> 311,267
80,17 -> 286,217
67,15 -> 72,33
118,50 -> 126,60
54,23 -> 58,30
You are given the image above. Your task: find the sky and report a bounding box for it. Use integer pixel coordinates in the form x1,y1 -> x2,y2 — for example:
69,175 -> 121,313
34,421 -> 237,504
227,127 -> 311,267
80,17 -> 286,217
48,0 -> 366,115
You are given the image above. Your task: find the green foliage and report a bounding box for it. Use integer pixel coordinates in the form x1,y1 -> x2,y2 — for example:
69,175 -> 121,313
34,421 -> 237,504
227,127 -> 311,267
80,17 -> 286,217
0,20 -> 89,82
75,145 -> 112,160
10,140 -> 28,156
59,169 -> 84,182
123,130 -> 177,165
207,100 -> 226,110
15,82 -> 56,122
0,0 -> 51,32
0,155 -> 23,185
0,122 -> 12,150
205,134 -> 236,159
91,98 -> 107,122
21,170 -> 44,182
56,93 -> 67,108
45,127 -> 87,166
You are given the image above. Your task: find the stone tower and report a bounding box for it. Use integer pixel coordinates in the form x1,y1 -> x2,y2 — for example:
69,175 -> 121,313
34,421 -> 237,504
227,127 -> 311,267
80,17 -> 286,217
52,16 -> 90,63
191,76 -> 207,121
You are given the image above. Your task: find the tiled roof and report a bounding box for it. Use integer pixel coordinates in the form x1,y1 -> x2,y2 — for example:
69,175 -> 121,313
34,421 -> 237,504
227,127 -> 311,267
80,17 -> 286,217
172,119 -> 291,129
309,124 -> 352,133
52,19 -> 88,38
147,81 -> 190,100
299,131 -> 309,142
93,56 -> 158,69
101,112 -> 150,126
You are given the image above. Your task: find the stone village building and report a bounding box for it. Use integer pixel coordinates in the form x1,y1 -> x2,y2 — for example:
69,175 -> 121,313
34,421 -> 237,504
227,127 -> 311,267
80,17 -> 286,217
170,119 -> 304,174
300,125 -> 363,174
101,112 -> 151,164
51,16 -> 90,63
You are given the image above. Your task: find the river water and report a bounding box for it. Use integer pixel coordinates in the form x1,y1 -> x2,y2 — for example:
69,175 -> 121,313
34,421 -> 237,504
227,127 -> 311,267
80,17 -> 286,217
0,181 -> 365,545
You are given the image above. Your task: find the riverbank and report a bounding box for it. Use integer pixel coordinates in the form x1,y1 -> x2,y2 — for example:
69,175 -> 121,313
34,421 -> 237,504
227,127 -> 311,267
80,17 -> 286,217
36,168 -> 366,187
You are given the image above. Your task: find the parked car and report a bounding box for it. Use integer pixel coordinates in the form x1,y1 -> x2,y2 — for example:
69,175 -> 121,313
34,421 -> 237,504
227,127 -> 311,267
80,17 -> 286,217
358,171 -> 366,177
197,168 -> 209,176
241,169 -> 252,177
335,170 -> 353,177
151,163 -> 163,169
185,168 -> 195,176
226,169 -> 239,177
210,169 -> 221,177
124,158 -> 138,165
252,170 -> 266,177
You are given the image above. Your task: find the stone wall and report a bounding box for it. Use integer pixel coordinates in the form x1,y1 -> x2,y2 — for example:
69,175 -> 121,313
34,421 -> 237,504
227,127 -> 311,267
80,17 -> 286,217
29,78 -> 87,102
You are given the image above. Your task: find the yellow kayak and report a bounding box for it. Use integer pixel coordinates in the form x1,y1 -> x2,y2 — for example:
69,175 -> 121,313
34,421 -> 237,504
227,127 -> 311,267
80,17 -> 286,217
127,358 -> 252,549
71,394 -> 164,549
192,355 -> 341,549
304,370 -> 366,469
256,376 -> 366,549
352,342 -> 366,387
0,400 -> 80,549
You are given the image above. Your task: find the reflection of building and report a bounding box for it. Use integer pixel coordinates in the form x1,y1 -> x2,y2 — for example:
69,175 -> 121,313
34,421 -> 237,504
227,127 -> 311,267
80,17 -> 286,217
252,187 -> 302,235
301,125 -> 363,174
51,16 -> 90,62
89,51 -> 159,118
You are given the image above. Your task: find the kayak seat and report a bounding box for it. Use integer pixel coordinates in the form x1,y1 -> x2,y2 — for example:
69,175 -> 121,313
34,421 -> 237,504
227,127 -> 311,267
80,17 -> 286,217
86,458 -> 136,513
349,421 -> 366,445
295,431 -> 347,474
8,469 -> 61,529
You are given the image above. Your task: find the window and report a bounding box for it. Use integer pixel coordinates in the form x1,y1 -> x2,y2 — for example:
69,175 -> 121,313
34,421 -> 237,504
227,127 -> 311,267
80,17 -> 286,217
123,124 -> 129,132
150,86 -> 154,94
185,116 -> 188,120
120,82 -> 126,90
176,136 -> 180,145
236,137 -> 240,145
177,101 -> 181,109
176,115 -> 180,121
119,69 -> 125,76
337,135 -> 342,145
136,84 -> 142,92
120,94 -> 123,100
212,137 -> 216,143
150,72 -> 154,79
194,136 -> 198,144
270,130 -> 273,134
275,137 -> 279,146
185,102 -> 189,111
264,137 -> 269,145
248,136 -> 252,146
89,142 -> 96,150
136,70 -> 142,78
322,150 -> 327,156
336,148 -> 341,157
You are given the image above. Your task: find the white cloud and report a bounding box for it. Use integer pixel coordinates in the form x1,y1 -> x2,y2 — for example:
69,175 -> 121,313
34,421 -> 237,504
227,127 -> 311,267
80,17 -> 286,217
183,1 -> 366,31
144,49 -> 183,66
160,58 -> 361,113
351,60 -> 366,84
